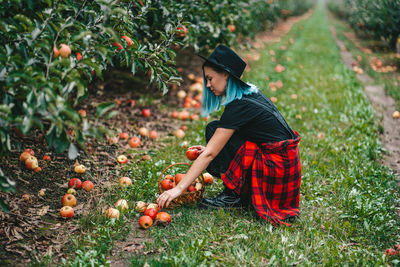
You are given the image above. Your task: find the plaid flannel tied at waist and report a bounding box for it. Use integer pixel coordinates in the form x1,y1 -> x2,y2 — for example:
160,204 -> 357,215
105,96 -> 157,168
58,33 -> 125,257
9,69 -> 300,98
221,131 -> 301,226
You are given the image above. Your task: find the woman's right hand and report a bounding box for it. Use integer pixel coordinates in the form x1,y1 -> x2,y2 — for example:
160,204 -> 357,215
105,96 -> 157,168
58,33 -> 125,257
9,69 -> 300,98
189,145 -> 206,155
156,186 -> 184,209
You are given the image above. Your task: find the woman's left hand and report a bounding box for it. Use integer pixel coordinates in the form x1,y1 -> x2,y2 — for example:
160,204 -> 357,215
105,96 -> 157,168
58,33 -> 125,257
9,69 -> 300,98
157,186 -> 184,209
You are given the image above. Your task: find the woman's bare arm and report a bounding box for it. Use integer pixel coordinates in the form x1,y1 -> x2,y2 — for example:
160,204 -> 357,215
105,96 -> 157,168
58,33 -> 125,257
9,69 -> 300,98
157,127 -> 235,208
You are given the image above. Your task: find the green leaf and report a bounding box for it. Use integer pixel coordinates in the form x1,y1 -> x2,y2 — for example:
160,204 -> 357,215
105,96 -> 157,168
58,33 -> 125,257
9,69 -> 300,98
68,143 -> 79,160
96,102 -> 115,118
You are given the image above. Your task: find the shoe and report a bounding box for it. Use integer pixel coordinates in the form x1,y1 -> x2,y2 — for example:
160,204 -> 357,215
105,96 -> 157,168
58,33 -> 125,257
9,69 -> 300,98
199,187 -> 249,210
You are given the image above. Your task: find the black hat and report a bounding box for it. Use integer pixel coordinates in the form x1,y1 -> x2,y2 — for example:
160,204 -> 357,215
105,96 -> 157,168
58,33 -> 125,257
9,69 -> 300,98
198,45 -> 248,87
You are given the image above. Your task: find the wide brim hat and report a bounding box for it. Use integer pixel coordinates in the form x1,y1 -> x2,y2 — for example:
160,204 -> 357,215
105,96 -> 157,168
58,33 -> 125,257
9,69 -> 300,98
197,45 -> 249,87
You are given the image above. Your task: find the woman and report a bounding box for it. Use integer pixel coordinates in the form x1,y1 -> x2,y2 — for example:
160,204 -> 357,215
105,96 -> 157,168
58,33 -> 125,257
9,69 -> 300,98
157,45 -> 301,225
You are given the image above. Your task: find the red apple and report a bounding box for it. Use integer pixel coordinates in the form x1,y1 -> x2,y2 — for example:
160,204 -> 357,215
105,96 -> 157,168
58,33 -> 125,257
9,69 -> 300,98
59,44 -> 71,58
186,148 -> 200,161
227,24 -> 236,32
174,129 -> 185,138
53,47 -> 60,58
61,194 -> 77,207
135,201 -> 147,213
147,203 -> 159,212
68,178 -> 82,189
161,179 -> 174,190
176,25 -> 188,38
180,125 -> 188,131
178,111 -> 189,120
139,215 -> 153,229
144,208 -> 158,220
25,156 -> 38,170
42,155 -> 51,161
119,177 -> 132,187
187,185 -> 196,192
119,132 -> 129,140
171,111 -> 178,118
183,101 -> 191,109
24,148 -> 35,155
76,52 -> 82,61
33,167 -> 42,172
164,174 -> 174,181
19,151 -> 31,162
128,136 -> 141,148
175,173 -> 185,185
115,199 -> 129,211
106,207 -> 120,219
156,211 -> 172,225
385,248 -> 398,256
190,114 -> 199,121
149,130 -> 158,140
74,164 -> 86,174
142,108 -> 151,117
203,173 -> 214,184
82,180 -> 94,192
117,155 -> 128,164
60,206 -> 74,218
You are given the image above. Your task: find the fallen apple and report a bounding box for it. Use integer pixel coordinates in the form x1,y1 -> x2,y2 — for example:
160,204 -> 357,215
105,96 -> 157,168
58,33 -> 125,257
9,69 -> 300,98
142,154 -> 151,161
60,206 -> 74,218
177,90 -> 187,99
68,178 -> 82,189
139,215 -> 153,229
82,180 -> 94,192
178,111 -> 189,121
144,208 -> 158,220
22,194 -> 30,201
171,111 -> 179,118
149,130 -> 158,140
174,129 -> 185,139
203,173 -> 214,184
142,108 -> 151,117
146,203 -> 159,212
42,155 -> 51,161
119,177 -> 132,187
128,136 -> 141,148
135,201 -> 147,213
61,193 -> 77,207
67,188 -> 77,195
138,127 -> 149,137
19,151 -> 31,162
38,189 -> 45,197
115,199 -> 129,211
117,155 -> 128,164
34,167 -> 42,173
119,132 -> 129,140
106,207 -> 120,219
25,156 -> 39,170
156,211 -> 172,225
74,164 -> 86,174
393,110 -> 400,119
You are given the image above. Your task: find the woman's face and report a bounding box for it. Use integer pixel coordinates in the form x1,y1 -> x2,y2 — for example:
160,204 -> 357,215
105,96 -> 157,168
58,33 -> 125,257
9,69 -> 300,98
203,66 -> 229,96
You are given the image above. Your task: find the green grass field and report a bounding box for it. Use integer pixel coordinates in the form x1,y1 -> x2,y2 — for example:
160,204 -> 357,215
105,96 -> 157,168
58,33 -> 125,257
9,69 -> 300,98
50,2 -> 400,266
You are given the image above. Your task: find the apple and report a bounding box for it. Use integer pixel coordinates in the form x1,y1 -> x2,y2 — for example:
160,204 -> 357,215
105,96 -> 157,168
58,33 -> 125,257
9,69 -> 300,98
34,167 -> 42,173
53,47 -> 60,58
42,155 -> 51,161
24,148 -> 35,155
180,125 -> 187,131
176,25 -> 188,38
128,136 -> 141,148
115,199 -> 129,211
189,83 -> 203,93
183,101 -> 191,109
393,110 -> 400,119
25,156 -> 38,170
178,111 -> 189,120
156,212 -> 172,225
144,208 -> 158,220
186,148 -> 200,161
119,177 -> 132,187
106,207 -> 120,219
61,194 -> 77,207
135,201 -> 147,213
19,151 -> 31,162
385,248 -> 398,256
82,181 -> 94,192
174,129 -> 185,139
59,44 -> 71,58
117,155 -> 128,164
76,52 -> 82,61
138,127 -> 149,137
74,164 -> 86,174
38,189 -> 45,197
149,130 -> 158,140
194,102 -> 201,109
164,174 -> 174,181
177,90 -> 187,99
119,132 -> 129,140
227,24 -> 236,32
187,73 -> 195,80
67,188 -> 77,195
22,194 -> 30,201
171,111 -> 179,118
203,173 -> 214,184
142,108 -> 151,117
60,206 -> 74,218
147,203 -> 159,212
175,173 -> 185,185
139,215 -> 153,229
195,182 -> 202,191
187,185 -> 196,192
68,178 -> 82,189
161,179 -> 174,190
112,42 -> 123,51
190,114 -> 199,121
121,35 -> 133,47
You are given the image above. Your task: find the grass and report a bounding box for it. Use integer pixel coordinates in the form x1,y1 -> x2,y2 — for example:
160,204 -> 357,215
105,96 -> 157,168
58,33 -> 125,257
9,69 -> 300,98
42,2 -> 400,266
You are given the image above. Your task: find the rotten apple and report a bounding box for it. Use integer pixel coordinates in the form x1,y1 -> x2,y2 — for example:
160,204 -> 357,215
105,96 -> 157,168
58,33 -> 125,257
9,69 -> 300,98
115,199 -> 129,211
106,207 -> 120,219
135,201 -> 147,213
139,215 -> 153,229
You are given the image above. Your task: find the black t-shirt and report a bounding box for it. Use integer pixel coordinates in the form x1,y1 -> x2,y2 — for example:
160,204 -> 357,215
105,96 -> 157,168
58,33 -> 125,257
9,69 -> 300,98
219,91 -> 295,143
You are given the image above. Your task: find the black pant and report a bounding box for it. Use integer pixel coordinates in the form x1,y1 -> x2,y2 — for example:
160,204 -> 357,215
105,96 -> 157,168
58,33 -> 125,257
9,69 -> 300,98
205,120 -> 246,178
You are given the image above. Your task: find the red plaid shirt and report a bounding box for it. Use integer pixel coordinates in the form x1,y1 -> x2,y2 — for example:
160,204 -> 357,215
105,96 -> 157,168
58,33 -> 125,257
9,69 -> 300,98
221,131 -> 301,226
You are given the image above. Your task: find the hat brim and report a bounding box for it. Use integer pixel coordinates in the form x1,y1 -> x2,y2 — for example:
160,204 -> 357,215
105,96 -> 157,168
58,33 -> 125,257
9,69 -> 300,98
196,54 -> 249,88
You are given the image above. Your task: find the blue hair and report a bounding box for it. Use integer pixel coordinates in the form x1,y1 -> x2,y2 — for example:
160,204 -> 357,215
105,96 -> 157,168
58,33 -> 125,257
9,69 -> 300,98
201,76 -> 258,117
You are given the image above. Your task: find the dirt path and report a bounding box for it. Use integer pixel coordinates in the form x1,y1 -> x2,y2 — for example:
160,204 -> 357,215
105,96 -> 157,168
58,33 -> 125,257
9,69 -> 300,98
330,26 -> 400,178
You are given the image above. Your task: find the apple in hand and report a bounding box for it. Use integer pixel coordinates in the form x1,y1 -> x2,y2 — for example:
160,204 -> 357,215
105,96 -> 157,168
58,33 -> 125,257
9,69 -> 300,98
117,155 -> 128,164
186,147 -> 201,161
61,194 -> 77,207
119,177 -> 132,187
60,206 -> 74,218
106,207 -> 120,219
139,215 -> 153,229
82,180 -> 94,192
156,212 -> 172,225
144,208 -> 158,220
68,178 -> 82,189
135,201 -> 147,213
161,179 -> 174,190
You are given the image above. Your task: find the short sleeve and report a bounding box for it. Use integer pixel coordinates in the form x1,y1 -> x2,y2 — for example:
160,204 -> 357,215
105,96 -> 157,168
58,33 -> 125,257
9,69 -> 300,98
219,99 -> 261,130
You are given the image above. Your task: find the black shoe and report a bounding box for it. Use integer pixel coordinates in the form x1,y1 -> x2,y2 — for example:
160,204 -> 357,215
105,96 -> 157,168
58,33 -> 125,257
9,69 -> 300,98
199,187 -> 248,210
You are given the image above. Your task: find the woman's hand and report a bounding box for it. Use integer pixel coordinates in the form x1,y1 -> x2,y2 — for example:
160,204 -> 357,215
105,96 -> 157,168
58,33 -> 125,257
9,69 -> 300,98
157,186 -> 184,209
189,145 -> 205,155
